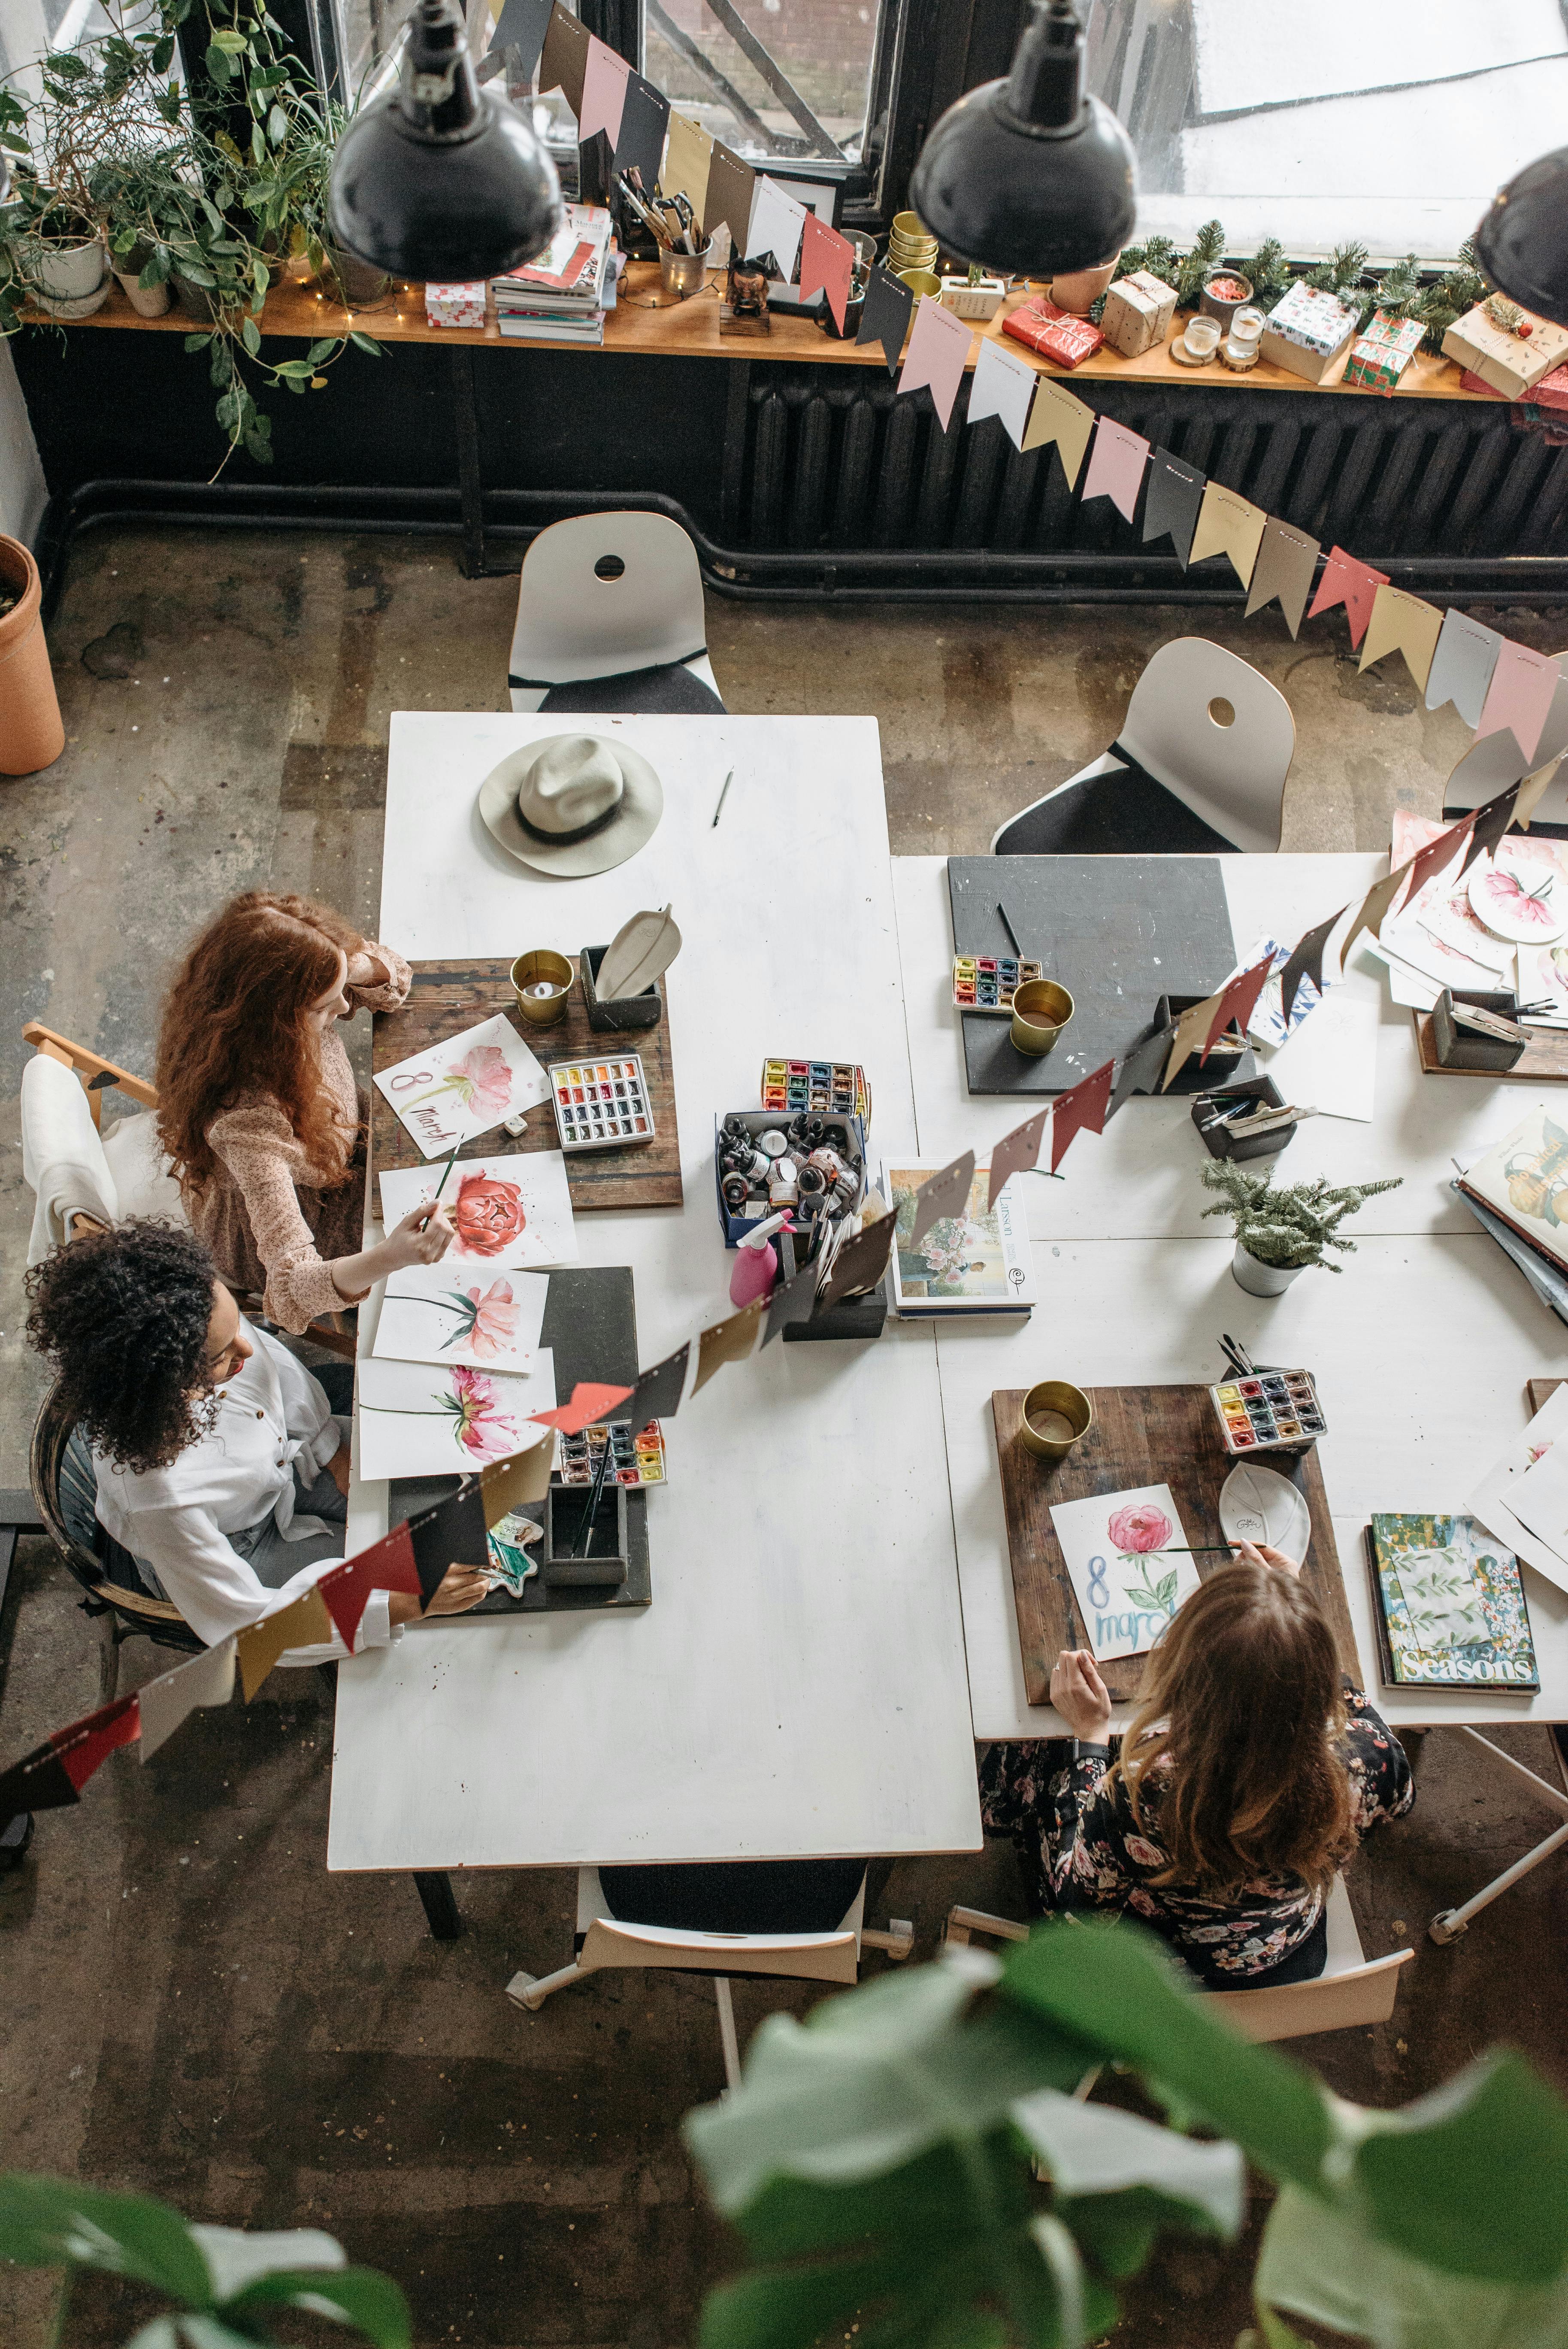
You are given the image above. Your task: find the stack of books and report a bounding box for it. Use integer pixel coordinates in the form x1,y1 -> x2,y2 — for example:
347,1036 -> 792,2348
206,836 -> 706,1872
494,204 -> 613,345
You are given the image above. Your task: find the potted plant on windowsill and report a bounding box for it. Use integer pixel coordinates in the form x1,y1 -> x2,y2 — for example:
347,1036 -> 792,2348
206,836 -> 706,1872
1199,1159 -> 1402,1295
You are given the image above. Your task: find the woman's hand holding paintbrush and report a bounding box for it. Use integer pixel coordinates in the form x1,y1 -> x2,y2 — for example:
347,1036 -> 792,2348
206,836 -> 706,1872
328,1148 -> 457,1300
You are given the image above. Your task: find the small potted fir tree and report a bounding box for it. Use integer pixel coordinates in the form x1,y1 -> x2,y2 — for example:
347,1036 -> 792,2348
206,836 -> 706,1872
1200,1160 -> 1402,1295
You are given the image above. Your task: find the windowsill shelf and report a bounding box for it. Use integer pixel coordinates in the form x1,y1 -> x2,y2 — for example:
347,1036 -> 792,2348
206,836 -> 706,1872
39,261 -> 1502,400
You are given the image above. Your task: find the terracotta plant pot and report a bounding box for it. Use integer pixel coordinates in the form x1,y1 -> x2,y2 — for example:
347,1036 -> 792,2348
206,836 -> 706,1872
0,534 -> 64,775
1048,257 -> 1119,314
326,244 -> 391,306
113,268 -> 171,317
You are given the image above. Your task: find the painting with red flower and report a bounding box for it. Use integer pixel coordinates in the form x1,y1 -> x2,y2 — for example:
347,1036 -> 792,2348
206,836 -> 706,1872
373,1012 -> 550,1158
373,1264 -> 548,1374
356,1351 -> 557,1479
378,1148 -> 578,1271
1049,1481 -> 1202,1664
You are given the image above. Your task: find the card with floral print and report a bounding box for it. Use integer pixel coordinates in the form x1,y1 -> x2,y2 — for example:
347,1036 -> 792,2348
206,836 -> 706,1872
372,1012 -> 550,1158
378,1149 -> 578,1270
372,1265 -> 549,1374
1049,1482 -> 1201,1664
357,1352 -> 557,1480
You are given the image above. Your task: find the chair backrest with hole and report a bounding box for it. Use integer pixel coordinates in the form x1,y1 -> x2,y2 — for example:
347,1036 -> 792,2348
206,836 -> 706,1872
29,1385 -> 203,1650
508,512 -> 709,695
1121,638 -> 1294,853
578,1915 -> 860,1983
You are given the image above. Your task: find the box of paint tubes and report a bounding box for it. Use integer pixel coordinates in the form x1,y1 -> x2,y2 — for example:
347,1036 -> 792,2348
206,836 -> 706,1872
1211,1369 -> 1325,1454
714,1107 -> 866,1246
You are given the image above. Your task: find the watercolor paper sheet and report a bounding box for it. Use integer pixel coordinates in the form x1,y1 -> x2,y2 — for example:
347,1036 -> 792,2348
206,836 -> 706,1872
1265,988 -> 1377,1123
1517,942 -> 1568,1027
373,1013 -> 549,1159
1466,1381 -> 1568,1597
378,1149 -> 578,1270
372,1265 -> 549,1373
1049,1483 -> 1201,1663
357,1352 -> 557,1481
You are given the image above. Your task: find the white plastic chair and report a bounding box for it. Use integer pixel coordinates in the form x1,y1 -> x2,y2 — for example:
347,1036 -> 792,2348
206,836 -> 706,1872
506,512 -> 725,713
990,638 -> 1293,857
506,1864 -> 913,2089
1444,648 -> 1568,832
21,1028 -> 186,1264
944,1877 -> 1413,2043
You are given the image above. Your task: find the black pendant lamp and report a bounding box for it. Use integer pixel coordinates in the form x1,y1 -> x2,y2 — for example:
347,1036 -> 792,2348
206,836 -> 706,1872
1474,145 -> 1568,332
329,0 -> 561,283
909,0 -> 1136,279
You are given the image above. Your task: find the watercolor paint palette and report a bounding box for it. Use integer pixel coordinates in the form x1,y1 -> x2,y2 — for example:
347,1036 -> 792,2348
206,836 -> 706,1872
1211,1370 -> 1325,1454
553,1418 -> 666,1488
953,954 -> 1042,1014
548,1055 -> 655,1152
760,1058 -> 870,1121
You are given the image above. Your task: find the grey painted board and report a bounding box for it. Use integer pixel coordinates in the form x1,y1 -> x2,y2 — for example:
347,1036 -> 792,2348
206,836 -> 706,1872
947,855 -> 1254,1097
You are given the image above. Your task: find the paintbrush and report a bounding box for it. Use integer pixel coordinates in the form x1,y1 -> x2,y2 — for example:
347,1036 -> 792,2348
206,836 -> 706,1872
711,769 -> 734,825
575,1425 -> 617,1560
997,900 -> 1024,956
420,1146 -> 459,1224
1156,1546 -> 1239,1555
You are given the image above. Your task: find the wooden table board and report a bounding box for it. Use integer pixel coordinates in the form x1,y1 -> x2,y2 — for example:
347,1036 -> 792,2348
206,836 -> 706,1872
991,1383 -> 1357,1706
372,957 -> 682,1211
1414,1008 -> 1568,1082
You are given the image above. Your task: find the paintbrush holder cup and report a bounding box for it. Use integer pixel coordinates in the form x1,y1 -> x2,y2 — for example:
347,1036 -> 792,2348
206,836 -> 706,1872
1192,1076 -> 1293,1163
543,1484 -> 629,1586
510,948 -> 573,1026
1019,1380 -> 1093,1460
775,1224 -> 887,1343
1010,979 -> 1074,1056
580,943 -> 664,1032
659,242 -> 712,299
1154,992 -> 1251,1094
1432,988 -> 1526,1072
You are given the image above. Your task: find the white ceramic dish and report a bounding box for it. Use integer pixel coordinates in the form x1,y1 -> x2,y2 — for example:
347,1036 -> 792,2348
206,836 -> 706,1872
1218,1463 -> 1312,1564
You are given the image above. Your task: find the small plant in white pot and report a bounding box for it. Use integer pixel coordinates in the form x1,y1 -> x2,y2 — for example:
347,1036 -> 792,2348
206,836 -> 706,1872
1200,1159 -> 1401,1294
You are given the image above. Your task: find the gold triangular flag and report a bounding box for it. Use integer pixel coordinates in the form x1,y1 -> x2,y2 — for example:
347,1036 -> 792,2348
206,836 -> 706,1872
1161,993 -> 1226,1091
480,1431 -> 556,1527
695,1300 -> 763,1391
1358,585 -> 1444,694
1019,374 -> 1094,487
658,109 -> 711,218
1187,482 -> 1268,589
236,1587 -> 334,1702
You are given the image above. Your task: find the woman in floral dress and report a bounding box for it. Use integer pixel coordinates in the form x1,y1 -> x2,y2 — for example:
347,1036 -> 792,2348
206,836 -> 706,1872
979,1544 -> 1414,1985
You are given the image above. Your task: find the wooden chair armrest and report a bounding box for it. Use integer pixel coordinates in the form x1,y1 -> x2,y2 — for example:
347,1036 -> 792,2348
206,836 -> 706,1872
22,1023 -> 158,1110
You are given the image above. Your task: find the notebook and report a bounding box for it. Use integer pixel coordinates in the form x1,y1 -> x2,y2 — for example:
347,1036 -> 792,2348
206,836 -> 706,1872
883,1162 -> 1036,1315
1459,1108 -> 1568,1276
1365,1513 -> 1538,1691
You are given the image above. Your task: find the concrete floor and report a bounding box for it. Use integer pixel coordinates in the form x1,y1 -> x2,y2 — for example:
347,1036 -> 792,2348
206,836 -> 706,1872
3,528 -> 1568,2348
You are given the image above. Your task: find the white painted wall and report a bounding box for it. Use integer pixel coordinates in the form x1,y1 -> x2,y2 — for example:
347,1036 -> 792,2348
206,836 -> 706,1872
0,337 -> 47,547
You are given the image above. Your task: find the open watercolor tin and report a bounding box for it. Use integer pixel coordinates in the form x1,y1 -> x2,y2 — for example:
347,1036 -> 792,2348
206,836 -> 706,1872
552,1418 -> 666,1488
953,954 -> 1043,1015
760,1058 -> 871,1120
1211,1369 -> 1325,1455
548,1053 -> 655,1151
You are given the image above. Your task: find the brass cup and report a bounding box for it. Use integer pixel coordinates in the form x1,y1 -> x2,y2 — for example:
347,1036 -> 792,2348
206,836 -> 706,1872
1010,979 -> 1074,1056
1019,1380 -> 1094,1461
891,210 -> 932,240
896,269 -> 942,298
510,948 -> 573,1026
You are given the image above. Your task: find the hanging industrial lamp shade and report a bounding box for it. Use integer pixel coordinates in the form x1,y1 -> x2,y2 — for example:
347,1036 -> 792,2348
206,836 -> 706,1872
908,0 -> 1136,279
1474,145 -> 1568,331
328,0 -> 561,283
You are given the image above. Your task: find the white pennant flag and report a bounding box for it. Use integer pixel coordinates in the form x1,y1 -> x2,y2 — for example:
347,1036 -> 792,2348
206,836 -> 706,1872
966,337 -> 1037,451
138,1636 -> 238,1760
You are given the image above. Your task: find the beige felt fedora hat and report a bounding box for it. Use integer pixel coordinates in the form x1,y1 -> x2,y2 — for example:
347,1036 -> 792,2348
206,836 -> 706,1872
478,733 -> 663,877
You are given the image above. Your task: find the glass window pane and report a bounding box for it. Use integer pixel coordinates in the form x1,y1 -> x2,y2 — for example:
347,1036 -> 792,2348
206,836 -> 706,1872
1088,0 -> 1568,261
642,0 -> 886,164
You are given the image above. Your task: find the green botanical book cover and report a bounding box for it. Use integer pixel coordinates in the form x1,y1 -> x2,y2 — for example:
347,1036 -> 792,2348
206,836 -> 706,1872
1367,1513 -> 1538,1690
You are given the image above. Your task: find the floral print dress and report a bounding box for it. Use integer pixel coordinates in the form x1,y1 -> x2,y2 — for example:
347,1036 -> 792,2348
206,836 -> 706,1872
978,1686 -> 1413,1983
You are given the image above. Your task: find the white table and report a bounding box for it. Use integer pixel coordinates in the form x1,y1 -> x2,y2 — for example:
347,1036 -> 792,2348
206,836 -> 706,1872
891,855 -> 1568,1735
328,716 -> 983,1876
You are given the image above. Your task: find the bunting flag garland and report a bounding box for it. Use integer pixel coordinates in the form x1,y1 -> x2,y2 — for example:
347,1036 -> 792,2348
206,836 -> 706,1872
799,211 -> 854,333
1425,609 -> 1504,727
1203,957 -> 1275,1060
236,1589 -> 334,1702
747,176 -> 807,283
1141,448 -> 1205,570
621,1343 -> 690,1426
701,139 -> 755,251
1306,546 -> 1389,649
412,1481 -> 491,1601
856,267 -> 914,378
896,297 -> 972,432
1081,416 -> 1150,521
0,1695 -> 141,1818
818,1210 -> 896,1315
530,1381 -> 635,1434
1162,993 -> 1228,1092
967,338 -> 1038,451
138,1639 -> 236,1761
480,1434 -> 557,1525
539,0 -> 588,113
1516,761 -> 1563,831
696,1301 -> 763,1390
1187,482 -> 1267,589
1476,641 -> 1560,766
1458,783 -> 1524,876
911,1150 -> 976,1246
1048,1059 -> 1115,1173
1244,518 -> 1320,637
315,1552 -> 384,1651
578,36 -> 630,146
1109,1024 -> 1175,1116
761,1261 -> 816,1346
659,110 -> 712,218
1020,375 -> 1095,485
986,1106 -> 1050,1211
1278,909 -> 1346,1028
1402,814 -> 1474,900
613,70 -> 669,191
491,0 -> 552,76
1358,585 -> 1444,693
1343,859 -> 1417,961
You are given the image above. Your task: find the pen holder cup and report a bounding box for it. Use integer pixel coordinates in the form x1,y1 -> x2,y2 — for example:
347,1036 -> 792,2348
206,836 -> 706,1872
1432,988 -> 1526,1073
1192,1075 -> 1292,1163
776,1222 -> 888,1345
659,241 -> 712,299
1154,992 -> 1249,1092
510,948 -> 573,1027
1011,979 -> 1074,1056
543,1484 -> 629,1586
580,942 -> 663,1032
1019,1380 -> 1094,1461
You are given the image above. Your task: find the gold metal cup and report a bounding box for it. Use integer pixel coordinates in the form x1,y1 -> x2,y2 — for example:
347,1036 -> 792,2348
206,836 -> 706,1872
1010,979 -> 1074,1056
890,210 -> 932,241
896,269 -> 942,297
510,948 -> 573,1026
1019,1380 -> 1094,1461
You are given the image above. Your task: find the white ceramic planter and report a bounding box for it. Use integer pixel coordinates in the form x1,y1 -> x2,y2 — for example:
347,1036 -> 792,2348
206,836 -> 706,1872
939,275 -> 1007,321
25,234 -> 110,318
113,269 -> 170,317
1231,1242 -> 1305,1297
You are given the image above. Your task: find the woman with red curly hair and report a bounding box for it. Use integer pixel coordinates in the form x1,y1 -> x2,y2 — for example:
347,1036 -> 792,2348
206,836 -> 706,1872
156,892 -> 453,1332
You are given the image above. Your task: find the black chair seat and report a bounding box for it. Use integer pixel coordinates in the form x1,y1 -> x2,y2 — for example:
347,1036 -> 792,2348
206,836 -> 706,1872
532,660 -> 727,715
597,1858 -> 867,1935
994,762 -> 1238,857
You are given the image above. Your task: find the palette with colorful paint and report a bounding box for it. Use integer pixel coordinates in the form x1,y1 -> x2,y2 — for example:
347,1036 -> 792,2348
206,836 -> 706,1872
1211,1369 -> 1325,1454
548,1054 -> 655,1151
760,1058 -> 871,1120
553,1419 -> 666,1488
953,954 -> 1043,1014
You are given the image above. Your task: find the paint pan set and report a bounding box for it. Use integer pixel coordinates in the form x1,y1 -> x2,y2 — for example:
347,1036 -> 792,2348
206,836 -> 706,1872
548,1054 -> 654,1151
553,1419 -> 666,1488
760,1058 -> 871,1122
953,955 -> 1042,1015
1211,1370 -> 1326,1454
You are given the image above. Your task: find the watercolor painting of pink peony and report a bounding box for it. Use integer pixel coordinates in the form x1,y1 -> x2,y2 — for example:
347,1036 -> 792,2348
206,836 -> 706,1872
373,1012 -> 551,1158
356,1351 -> 557,1480
1467,851 -> 1567,945
373,1265 -> 548,1374
1050,1482 -> 1203,1665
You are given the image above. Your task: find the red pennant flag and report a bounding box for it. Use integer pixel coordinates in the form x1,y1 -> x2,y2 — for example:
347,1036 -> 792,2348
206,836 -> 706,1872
530,1381 -> 635,1436
317,1554 -> 381,1648
1306,546 -> 1390,649
347,1520 -> 421,1600
1203,956 -> 1274,1061
53,1694 -> 141,1791
1048,1059 -> 1116,1174
1402,816 -> 1474,902
799,210 -> 854,333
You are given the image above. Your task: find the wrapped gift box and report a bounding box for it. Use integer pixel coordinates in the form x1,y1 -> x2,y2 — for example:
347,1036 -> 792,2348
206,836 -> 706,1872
1526,363 -> 1568,415
1344,308 -> 1424,391
1258,281 -> 1359,382
1002,296 -> 1103,368
1099,268 -> 1178,359
1443,301 -> 1568,398
426,280 -> 487,329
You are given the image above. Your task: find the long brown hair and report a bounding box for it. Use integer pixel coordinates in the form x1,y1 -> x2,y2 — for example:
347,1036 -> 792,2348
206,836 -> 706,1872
156,891 -> 366,1200
1113,1561 -> 1353,1897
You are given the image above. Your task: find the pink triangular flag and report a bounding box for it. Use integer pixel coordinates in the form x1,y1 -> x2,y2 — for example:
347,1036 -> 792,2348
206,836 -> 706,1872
1305,545 -> 1389,650
896,297 -> 973,432
799,210 -> 854,333
1476,640 -> 1561,767
578,36 -> 629,145
1203,956 -> 1274,1061
1080,417 -> 1149,522
1048,1059 -> 1115,1174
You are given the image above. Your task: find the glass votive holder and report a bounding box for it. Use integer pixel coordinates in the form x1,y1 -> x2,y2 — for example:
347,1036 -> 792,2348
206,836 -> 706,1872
1179,314 -> 1221,362
1224,305 -> 1265,367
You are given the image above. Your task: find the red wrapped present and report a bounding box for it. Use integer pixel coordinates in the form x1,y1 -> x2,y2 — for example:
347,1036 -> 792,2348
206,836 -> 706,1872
1528,363 -> 1568,414
1002,296 -> 1103,368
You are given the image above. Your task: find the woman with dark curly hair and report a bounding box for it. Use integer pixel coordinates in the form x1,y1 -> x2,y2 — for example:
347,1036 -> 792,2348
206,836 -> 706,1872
155,891 -> 454,1334
25,1222 -> 485,1655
